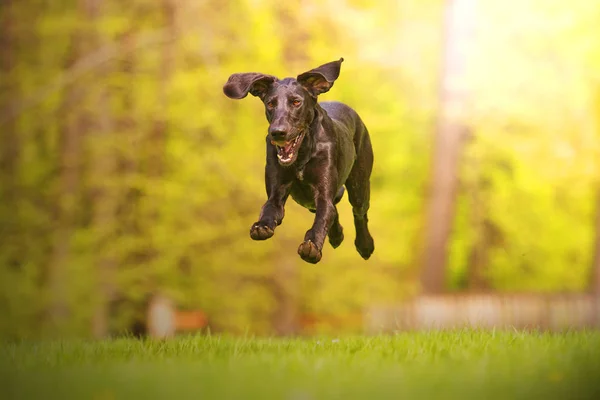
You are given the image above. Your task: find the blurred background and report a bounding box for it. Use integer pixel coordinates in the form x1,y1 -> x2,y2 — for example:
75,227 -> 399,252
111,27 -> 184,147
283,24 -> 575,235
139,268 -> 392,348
1,0 -> 600,339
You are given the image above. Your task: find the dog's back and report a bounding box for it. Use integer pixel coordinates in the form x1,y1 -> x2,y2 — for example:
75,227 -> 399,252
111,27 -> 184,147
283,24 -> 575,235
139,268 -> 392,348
320,101 -> 361,131
320,101 -> 370,152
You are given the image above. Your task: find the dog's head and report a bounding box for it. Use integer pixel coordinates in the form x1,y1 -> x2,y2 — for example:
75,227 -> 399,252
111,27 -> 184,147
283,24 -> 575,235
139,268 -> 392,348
223,58 -> 344,166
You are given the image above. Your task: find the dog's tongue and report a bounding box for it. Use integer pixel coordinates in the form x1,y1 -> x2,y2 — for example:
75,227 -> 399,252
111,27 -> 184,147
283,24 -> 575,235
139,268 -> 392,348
273,135 -> 302,162
278,142 -> 293,159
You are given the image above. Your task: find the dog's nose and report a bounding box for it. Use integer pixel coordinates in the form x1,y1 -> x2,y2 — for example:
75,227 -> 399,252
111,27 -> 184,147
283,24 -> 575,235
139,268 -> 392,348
269,128 -> 287,142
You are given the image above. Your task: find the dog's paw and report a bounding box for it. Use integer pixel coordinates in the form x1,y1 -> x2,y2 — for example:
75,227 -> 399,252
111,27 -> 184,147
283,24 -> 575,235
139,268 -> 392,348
355,235 -> 374,260
297,240 -> 322,264
250,222 -> 274,240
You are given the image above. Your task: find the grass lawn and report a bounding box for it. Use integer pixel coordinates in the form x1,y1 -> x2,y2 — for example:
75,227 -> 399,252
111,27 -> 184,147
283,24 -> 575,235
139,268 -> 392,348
2,330 -> 600,399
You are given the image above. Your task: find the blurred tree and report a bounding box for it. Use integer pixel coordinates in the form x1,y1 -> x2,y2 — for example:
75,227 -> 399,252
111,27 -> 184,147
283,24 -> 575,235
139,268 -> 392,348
591,88 -> 600,296
0,0 -> 23,337
47,0 -> 90,334
463,142 -> 490,291
0,0 -> 18,273
88,0 -> 117,339
0,0 -> 17,205
147,0 -> 175,178
592,189 -> 600,295
420,0 -> 476,293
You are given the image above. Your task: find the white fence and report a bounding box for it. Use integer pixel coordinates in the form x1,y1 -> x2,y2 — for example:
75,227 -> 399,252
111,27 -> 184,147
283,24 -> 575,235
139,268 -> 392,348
365,294 -> 600,333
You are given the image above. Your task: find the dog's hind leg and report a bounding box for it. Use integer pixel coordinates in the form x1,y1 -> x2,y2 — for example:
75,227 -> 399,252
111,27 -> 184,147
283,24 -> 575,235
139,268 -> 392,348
346,131 -> 374,260
328,187 -> 345,248
328,211 -> 344,249
333,186 -> 345,204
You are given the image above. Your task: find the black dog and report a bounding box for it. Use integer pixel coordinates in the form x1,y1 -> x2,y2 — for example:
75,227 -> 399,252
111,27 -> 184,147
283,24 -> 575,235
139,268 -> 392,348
223,58 -> 374,264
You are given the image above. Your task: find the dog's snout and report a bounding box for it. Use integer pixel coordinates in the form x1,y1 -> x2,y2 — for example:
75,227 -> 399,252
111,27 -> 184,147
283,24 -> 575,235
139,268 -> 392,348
269,127 -> 288,142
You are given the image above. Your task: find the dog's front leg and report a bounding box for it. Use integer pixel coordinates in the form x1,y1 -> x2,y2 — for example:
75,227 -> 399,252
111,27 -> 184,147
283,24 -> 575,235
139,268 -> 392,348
250,142 -> 291,240
250,183 -> 290,240
298,190 -> 338,264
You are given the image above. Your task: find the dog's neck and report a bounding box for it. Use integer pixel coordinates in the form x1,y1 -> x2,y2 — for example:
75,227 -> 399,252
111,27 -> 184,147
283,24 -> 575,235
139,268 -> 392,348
293,103 -> 329,179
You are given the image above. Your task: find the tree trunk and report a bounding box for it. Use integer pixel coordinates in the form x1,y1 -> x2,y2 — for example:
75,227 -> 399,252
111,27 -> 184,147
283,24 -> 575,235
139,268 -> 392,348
109,28 -> 142,334
132,0 -> 176,315
47,30 -> 86,334
85,0 -> 118,339
146,0 -> 176,179
591,189 -> 600,295
464,144 -> 492,292
591,87 -> 600,296
0,0 -> 20,271
467,222 -> 493,291
420,0 -> 477,294
0,0 -> 18,195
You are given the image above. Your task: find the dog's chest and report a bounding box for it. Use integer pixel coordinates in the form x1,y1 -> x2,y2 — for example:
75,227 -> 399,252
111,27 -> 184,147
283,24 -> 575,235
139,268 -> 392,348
295,166 -> 305,181
289,179 -> 317,211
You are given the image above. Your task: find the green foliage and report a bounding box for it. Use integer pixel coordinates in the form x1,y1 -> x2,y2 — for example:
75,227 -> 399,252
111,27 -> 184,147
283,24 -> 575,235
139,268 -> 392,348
447,0 -> 600,291
1,0 -> 600,338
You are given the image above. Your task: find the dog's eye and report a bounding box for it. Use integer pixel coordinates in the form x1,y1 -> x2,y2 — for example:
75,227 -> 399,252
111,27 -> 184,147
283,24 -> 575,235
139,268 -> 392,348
266,101 -> 276,109
292,99 -> 302,107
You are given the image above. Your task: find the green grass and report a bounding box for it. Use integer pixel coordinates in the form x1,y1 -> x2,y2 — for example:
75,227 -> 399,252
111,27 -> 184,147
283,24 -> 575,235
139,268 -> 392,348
2,330 -> 600,399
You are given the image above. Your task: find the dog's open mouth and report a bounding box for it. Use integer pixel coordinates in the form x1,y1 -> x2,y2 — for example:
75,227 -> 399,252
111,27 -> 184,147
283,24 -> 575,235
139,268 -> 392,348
273,132 -> 304,165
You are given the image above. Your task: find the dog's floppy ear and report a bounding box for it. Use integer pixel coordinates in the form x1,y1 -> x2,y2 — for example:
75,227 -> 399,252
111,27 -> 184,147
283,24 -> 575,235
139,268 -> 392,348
223,73 -> 277,100
297,58 -> 344,98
